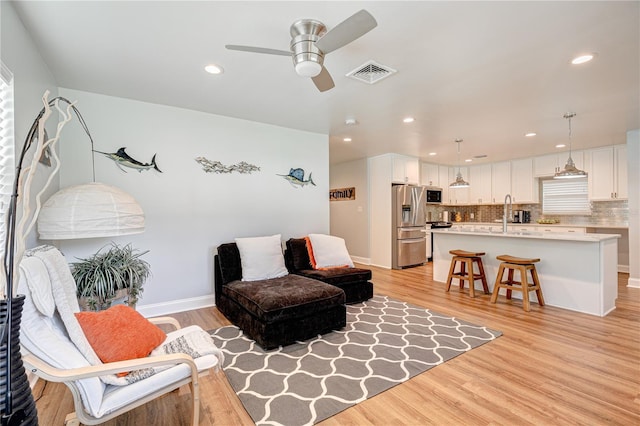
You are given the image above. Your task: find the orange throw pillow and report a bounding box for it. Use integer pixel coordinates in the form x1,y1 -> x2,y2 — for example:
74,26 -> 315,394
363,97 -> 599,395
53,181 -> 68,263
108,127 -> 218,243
305,236 -> 318,269
75,305 -> 166,373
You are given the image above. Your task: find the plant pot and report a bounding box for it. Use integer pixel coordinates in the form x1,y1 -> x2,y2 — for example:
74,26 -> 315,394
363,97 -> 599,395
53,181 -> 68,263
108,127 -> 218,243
0,295 -> 38,425
78,288 -> 133,311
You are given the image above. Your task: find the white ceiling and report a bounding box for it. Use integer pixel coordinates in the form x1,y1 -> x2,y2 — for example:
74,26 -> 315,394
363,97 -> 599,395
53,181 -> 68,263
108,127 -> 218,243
10,1 -> 640,166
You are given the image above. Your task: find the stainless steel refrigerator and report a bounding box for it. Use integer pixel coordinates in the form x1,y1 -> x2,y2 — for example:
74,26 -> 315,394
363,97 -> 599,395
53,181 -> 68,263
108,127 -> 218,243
392,184 -> 427,269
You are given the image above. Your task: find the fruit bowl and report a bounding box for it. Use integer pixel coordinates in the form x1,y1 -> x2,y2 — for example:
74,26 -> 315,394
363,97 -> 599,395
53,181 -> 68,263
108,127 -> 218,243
536,219 -> 559,224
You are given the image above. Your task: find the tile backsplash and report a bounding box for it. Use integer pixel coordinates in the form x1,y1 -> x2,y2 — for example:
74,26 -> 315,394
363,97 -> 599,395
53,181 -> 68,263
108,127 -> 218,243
426,200 -> 628,226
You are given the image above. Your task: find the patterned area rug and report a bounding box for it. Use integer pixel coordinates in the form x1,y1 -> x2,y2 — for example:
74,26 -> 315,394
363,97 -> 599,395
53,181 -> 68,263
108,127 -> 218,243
210,295 -> 501,426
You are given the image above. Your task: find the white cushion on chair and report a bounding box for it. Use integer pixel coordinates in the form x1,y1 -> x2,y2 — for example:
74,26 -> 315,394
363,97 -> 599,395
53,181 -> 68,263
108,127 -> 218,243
308,234 -> 355,268
18,274 -> 106,417
19,256 -> 55,317
235,234 -> 288,281
100,326 -> 220,417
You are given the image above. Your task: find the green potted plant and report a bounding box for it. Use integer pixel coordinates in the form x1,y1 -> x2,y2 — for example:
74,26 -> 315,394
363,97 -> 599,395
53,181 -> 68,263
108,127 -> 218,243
71,243 -> 151,311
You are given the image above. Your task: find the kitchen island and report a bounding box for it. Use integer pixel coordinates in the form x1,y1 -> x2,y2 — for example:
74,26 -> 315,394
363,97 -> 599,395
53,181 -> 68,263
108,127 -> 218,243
431,228 -> 621,316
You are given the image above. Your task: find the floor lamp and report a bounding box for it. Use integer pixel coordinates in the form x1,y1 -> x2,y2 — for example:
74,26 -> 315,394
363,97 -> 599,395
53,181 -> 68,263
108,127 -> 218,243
1,92 -> 144,425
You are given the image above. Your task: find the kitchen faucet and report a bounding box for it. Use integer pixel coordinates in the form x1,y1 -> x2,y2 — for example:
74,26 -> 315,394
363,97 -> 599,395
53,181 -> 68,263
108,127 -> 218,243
503,194 -> 512,233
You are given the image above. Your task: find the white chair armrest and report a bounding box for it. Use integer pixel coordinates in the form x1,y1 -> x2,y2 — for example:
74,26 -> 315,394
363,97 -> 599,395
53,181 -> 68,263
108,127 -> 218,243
148,316 -> 181,330
22,351 -> 199,384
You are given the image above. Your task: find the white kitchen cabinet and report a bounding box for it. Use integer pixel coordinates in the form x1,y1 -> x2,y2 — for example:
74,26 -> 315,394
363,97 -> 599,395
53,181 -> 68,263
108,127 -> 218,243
448,167 -> 469,204
537,226 -> 586,234
438,166 -> 450,204
534,151 -> 584,177
491,161 -> 511,203
392,154 -> 420,184
615,145 -> 628,199
468,164 -> 492,204
588,145 -> 627,200
420,162 -> 439,186
511,158 -> 537,203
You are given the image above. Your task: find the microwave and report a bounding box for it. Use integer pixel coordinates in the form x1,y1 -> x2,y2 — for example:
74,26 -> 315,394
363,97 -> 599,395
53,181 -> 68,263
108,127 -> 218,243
425,186 -> 442,204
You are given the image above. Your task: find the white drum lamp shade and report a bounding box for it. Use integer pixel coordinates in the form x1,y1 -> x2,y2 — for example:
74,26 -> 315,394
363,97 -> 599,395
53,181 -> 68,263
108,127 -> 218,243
37,182 -> 145,240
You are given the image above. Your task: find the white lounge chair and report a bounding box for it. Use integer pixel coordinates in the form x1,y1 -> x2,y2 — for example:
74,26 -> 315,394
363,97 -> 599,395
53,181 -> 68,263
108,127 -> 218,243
17,246 -> 222,425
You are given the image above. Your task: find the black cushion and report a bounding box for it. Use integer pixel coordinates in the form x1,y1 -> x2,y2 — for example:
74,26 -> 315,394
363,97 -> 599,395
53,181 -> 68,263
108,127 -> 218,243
217,242 -> 242,285
295,267 -> 372,286
222,274 -> 345,323
285,238 -> 313,271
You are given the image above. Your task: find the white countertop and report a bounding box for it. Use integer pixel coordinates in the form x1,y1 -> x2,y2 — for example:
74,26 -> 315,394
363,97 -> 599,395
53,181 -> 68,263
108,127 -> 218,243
445,221 -> 629,230
431,228 -> 621,242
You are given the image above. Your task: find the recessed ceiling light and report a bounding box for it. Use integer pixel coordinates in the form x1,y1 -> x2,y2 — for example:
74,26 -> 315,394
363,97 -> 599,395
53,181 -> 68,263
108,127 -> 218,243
571,54 -> 595,65
204,64 -> 224,74
465,158 -> 472,162
428,152 -> 437,156
556,144 -> 566,148
343,137 -> 352,142
525,132 -> 537,137
402,117 -> 415,123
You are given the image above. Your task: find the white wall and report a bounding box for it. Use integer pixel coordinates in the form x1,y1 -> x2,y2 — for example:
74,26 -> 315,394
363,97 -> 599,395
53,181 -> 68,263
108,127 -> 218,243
627,129 -> 639,288
54,89 -> 329,314
329,159 -> 369,262
368,155 -> 393,268
1,1 -> 60,249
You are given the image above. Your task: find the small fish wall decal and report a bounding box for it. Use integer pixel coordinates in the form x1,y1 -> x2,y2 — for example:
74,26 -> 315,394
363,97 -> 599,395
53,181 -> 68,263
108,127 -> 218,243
278,168 -> 316,188
195,157 -> 260,174
94,147 -> 162,173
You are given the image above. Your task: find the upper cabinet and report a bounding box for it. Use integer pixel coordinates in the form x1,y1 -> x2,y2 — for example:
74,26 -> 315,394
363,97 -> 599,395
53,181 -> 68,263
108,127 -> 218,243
420,162 -> 450,203
392,154 -> 420,184
438,165 -> 450,204
511,158 -> 537,203
468,164 -> 492,204
490,161 -> 511,203
420,162 -> 439,186
588,145 -> 627,200
533,151 -> 584,177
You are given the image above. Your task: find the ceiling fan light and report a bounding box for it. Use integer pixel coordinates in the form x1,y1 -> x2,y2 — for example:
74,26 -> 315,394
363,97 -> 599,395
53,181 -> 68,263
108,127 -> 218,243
295,61 -> 322,77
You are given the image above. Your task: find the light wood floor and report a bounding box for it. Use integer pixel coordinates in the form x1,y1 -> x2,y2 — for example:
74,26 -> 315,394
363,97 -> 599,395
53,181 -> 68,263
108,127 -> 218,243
33,264 -> 640,425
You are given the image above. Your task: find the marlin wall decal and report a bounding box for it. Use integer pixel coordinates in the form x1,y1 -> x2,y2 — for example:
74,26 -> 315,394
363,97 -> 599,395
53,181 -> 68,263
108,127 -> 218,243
278,168 -> 316,188
94,147 -> 162,173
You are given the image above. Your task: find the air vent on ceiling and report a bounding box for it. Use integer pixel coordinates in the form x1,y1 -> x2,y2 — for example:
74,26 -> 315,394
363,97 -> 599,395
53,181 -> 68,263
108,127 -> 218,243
346,60 -> 397,84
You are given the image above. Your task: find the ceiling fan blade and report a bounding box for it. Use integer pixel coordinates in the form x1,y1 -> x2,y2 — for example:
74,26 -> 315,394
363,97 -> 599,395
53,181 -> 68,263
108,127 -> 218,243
225,45 -> 291,56
312,66 -> 335,92
314,10 -> 377,54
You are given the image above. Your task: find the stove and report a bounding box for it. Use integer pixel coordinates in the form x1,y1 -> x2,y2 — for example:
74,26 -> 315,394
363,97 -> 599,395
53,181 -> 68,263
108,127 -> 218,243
428,221 -> 453,229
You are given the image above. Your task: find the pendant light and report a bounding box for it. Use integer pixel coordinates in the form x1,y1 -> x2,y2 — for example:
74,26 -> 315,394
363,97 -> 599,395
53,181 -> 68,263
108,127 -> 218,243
449,138 -> 470,188
554,112 -> 587,179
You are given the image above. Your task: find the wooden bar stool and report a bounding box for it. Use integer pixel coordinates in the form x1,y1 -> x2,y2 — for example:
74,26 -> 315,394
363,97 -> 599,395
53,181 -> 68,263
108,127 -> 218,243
491,255 -> 545,312
445,250 -> 489,298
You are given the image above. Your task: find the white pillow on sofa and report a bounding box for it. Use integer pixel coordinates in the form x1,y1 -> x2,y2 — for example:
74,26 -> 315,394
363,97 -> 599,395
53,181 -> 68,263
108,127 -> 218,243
308,234 -> 354,269
235,234 -> 289,281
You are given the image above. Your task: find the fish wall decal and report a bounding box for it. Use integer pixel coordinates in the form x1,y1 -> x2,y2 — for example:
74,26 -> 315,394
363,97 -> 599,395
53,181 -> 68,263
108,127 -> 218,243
195,157 -> 260,174
94,147 -> 162,173
278,168 -> 316,188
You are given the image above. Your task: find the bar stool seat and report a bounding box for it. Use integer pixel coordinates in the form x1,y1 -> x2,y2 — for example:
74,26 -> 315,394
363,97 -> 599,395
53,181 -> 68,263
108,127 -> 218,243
491,255 -> 545,312
445,250 -> 489,298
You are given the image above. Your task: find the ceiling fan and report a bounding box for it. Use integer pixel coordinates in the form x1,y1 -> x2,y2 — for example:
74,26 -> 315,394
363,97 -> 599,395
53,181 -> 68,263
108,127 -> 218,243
225,9 -> 377,92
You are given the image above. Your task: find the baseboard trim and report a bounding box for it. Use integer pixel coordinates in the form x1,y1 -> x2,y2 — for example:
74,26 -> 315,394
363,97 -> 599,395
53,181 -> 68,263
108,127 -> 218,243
137,294 -> 215,318
351,256 -> 370,265
618,265 -> 629,273
627,277 -> 640,289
